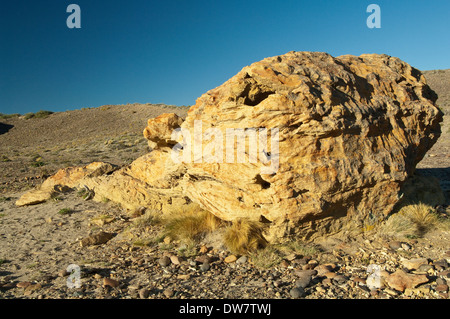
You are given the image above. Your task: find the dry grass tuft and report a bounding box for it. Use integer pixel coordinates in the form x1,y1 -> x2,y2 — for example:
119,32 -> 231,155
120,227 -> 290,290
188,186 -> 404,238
380,203 -> 440,238
163,207 -> 223,242
249,246 -> 283,269
223,218 -> 268,255
132,209 -> 163,228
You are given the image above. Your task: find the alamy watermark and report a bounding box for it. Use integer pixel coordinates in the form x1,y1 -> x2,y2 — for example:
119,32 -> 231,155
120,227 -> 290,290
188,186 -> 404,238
66,4 -> 81,29
170,121 -> 280,175
366,4 -> 381,29
66,264 -> 81,289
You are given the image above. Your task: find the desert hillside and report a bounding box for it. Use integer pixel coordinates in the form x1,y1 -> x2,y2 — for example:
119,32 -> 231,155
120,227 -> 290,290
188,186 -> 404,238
0,104 -> 189,193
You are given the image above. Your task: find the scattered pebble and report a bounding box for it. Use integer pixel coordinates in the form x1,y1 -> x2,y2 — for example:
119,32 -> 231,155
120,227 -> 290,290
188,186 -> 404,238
224,255 -> 237,263
289,287 -> 306,298
163,288 -> 174,298
158,256 -> 171,267
103,277 -> 120,288
139,288 -> 150,299
200,262 -> 210,272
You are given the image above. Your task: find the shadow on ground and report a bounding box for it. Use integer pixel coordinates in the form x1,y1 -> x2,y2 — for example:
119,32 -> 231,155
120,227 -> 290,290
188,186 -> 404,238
415,167 -> 450,205
0,123 -> 14,135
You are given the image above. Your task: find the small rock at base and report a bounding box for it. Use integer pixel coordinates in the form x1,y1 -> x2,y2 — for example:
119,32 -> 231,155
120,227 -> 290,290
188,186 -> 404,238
224,255 -> 237,263
158,256 -> 171,267
295,274 -> 312,289
103,277 -> 120,288
236,256 -> 248,264
200,262 -> 210,272
139,288 -> 150,299
290,287 -> 306,298
163,288 -> 174,298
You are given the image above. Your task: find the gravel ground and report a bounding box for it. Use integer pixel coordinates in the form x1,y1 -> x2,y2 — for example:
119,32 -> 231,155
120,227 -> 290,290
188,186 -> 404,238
0,191 -> 449,300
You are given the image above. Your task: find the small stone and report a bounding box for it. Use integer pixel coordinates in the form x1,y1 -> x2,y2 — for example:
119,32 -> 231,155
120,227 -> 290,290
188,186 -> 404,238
385,288 -> 399,296
315,286 -> 326,293
200,262 -> 210,272
315,264 -> 335,276
177,274 -> 191,280
435,284 -> 449,293
366,274 -> 383,289
199,245 -> 209,254
324,272 -> 337,279
401,243 -> 412,251
295,269 -> 318,277
195,255 -> 211,264
296,257 -> 310,266
436,277 -> 446,285
236,256 -> 248,264
285,253 -> 298,261
322,278 -> 332,286
23,283 -> 42,295
103,277 -> 120,288
158,256 -> 171,267
163,288 -> 174,298
433,259 -> 449,270
401,258 -> 428,270
16,281 -> 32,288
333,275 -> 348,285
289,287 -> 306,298
94,273 -> 103,279
385,269 -> 429,292
224,255 -> 237,263
80,232 -> 115,247
170,255 -> 181,265
139,288 -> 150,299
58,269 -> 70,277
308,259 -> 319,267
352,276 -> 366,285
416,264 -> 434,273
388,241 -> 402,250
280,260 -> 290,268
295,274 -> 312,289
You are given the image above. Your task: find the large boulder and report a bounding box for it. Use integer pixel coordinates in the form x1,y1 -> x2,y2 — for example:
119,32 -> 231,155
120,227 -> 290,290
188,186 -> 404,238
171,51 -> 443,240
16,51 -> 443,241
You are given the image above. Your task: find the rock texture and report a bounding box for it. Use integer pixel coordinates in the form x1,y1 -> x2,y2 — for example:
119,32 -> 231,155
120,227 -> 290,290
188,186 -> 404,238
16,51 -> 443,241
175,51 -> 443,240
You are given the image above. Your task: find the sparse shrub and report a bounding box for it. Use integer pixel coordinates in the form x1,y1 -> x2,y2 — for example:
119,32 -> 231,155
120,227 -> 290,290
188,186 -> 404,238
58,208 -> 73,215
380,203 -> 439,238
1,155 -> 11,162
223,218 -> 267,255
24,110 -> 54,120
24,112 -> 35,120
277,239 -> 321,257
249,246 -> 283,269
132,210 -> 162,228
30,161 -> 45,167
0,113 -> 20,119
401,203 -> 439,233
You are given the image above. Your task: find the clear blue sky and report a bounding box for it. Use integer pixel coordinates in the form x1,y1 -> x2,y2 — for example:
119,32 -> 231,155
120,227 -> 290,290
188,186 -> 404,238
1,0 -> 449,115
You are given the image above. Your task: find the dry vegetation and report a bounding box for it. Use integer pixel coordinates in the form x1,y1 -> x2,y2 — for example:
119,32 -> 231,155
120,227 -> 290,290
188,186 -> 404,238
379,203 -> 450,239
